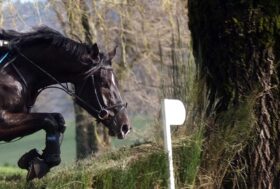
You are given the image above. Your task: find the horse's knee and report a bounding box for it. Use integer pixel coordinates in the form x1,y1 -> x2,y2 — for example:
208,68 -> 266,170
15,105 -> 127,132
52,113 -> 66,133
43,115 -> 57,133
52,113 -> 65,126
43,114 -> 66,133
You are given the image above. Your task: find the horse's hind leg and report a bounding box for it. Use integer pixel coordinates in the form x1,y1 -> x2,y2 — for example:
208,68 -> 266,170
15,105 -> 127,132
0,111 -> 66,180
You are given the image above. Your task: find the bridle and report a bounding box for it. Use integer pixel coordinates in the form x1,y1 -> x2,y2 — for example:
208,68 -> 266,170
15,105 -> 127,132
76,63 -> 128,127
1,48 -> 128,128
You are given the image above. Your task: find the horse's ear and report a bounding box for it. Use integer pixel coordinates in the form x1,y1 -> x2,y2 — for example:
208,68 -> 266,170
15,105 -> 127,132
108,46 -> 117,60
91,43 -> 99,58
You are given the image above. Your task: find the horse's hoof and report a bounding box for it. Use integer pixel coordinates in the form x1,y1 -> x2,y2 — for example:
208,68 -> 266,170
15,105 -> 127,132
26,157 -> 49,181
18,149 -> 41,170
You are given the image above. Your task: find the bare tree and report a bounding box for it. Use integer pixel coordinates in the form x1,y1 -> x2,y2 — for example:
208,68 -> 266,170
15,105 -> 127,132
51,0 -> 111,159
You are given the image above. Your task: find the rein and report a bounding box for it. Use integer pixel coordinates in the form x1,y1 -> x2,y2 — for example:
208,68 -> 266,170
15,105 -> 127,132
0,52 -> 9,64
5,48 -> 127,125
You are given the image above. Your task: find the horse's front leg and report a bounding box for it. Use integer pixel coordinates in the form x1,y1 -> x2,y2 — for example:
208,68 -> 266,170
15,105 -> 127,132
0,111 -> 65,140
0,111 -> 66,180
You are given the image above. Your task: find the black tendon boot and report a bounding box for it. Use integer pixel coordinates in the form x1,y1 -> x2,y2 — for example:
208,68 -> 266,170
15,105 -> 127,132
42,132 -> 62,167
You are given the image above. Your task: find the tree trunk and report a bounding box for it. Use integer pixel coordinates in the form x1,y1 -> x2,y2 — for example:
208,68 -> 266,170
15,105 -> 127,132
188,1 -> 280,188
75,106 -> 110,159
51,0 -> 111,160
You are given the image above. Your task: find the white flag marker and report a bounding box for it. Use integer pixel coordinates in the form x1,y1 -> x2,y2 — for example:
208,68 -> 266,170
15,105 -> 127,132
161,99 -> 186,189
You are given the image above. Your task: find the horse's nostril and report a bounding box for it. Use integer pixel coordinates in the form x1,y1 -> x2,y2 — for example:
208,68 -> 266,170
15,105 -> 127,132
121,124 -> 129,135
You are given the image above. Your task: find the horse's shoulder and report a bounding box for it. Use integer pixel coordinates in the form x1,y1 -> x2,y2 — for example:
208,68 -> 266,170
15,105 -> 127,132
0,72 -> 23,106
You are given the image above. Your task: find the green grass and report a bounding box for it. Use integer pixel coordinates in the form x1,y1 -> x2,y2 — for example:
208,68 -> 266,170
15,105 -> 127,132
0,136 -> 202,189
0,166 -> 24,175
0,116 -> 203,189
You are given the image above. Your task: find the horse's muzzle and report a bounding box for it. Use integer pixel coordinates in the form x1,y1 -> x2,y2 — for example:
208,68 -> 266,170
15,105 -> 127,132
108,123 -> 131,139
117,124 -> 131,139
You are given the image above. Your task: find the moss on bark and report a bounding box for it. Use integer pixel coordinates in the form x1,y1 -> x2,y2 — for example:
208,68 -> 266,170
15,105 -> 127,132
189,1 -> 280,188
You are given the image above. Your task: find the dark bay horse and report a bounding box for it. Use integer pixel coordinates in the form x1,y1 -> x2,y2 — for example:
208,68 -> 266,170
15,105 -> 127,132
0,26 -> 131,180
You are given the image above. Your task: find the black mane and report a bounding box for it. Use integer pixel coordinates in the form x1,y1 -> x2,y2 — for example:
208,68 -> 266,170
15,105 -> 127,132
0,26 -> 89,57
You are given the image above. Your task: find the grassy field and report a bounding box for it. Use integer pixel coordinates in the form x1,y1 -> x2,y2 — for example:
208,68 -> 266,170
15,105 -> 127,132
0,116 -> 203,189
0,98 -> 203,188
0,116 -> 153,166
0,135 -> 202,189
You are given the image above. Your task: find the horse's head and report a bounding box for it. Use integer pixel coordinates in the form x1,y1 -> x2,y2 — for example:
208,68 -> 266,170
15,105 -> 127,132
74,44 -> 131,139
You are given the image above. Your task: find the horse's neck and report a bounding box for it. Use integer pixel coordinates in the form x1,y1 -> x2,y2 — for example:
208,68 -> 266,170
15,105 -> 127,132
11,46 -> 84,109
19,45 -> 85,85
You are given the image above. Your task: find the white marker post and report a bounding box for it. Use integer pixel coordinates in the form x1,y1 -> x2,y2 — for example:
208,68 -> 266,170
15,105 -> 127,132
161,99 -> 186,189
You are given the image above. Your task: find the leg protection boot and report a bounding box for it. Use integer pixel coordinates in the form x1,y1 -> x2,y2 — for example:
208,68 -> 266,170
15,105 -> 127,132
42,132 -> 62,167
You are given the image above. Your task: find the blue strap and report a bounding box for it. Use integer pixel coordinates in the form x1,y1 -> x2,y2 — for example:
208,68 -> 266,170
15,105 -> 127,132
0,52 -> 9,64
